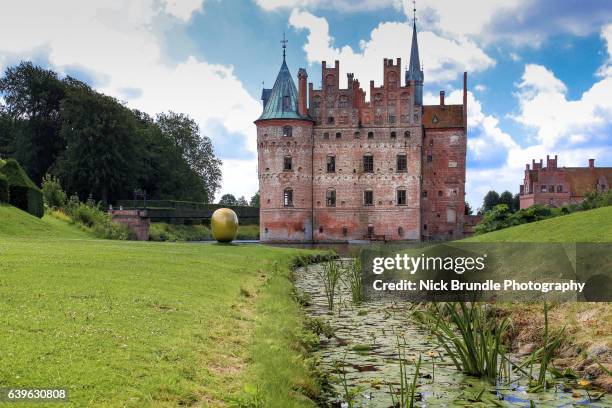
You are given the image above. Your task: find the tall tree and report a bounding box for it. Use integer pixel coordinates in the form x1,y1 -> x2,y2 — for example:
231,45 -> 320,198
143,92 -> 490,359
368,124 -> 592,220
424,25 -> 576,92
249,191 -> 260,207
218,194 -> 237,206
56,83 -> 139,203
236,196 -> 248,206
483,190 -> 500,212
156,112 -> 222,203
0,62 -> 65,182
512,193 -> 521,212
499,191 -> 514,211
464,201 -> 473,215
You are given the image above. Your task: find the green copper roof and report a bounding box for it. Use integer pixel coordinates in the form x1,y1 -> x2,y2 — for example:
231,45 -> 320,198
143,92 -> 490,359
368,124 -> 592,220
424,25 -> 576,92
258,59 -> 309,121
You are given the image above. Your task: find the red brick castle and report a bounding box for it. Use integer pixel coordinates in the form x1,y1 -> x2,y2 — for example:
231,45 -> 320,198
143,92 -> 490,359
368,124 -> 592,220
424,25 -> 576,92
519,156 -> 611,209
255,21 -> 467,242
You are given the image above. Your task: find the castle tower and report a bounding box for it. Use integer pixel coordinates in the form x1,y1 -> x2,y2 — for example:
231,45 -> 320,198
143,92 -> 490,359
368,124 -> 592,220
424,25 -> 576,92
406,11 -> 424,105
255,39 -> 314,242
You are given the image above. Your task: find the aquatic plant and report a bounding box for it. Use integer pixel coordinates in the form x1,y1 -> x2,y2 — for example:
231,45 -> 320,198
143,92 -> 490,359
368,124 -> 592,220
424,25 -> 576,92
524,302 -> 566,392
413,302 -> 511,379
388,335 -> 421,408
317,260 -> 343,310
344,257 -> 364,305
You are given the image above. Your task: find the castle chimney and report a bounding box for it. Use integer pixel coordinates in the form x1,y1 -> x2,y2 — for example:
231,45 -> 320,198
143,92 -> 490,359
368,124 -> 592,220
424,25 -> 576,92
526,164 -> 530,170
440,90 -> 445,106
589,158 -> 595,168
297,68 -> 308,117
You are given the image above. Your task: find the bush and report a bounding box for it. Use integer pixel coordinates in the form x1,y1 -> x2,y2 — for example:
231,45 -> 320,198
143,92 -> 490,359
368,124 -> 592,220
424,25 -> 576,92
42,174 -> 67,209
0,174 -> 8,203
0,159 -> 44,217
64,196 -> 133,240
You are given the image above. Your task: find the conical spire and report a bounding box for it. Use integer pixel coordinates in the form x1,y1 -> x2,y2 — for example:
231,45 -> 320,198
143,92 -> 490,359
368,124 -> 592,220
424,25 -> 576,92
406,1 -> 424,105
258,36 -> 306,120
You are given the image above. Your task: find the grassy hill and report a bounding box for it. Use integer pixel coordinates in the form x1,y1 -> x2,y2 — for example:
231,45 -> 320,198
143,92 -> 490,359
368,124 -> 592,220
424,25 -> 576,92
0,203 -> 90,239
0,203 -> 319,407
465,206 -> 612,242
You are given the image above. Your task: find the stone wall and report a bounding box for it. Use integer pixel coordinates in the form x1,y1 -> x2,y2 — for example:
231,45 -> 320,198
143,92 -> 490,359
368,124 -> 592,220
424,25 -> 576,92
109,209 -> 150,241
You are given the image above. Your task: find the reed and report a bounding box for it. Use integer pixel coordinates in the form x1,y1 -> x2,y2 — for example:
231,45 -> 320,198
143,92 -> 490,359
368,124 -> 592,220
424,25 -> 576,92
388,335 -> 421,408
414,302 -> 511,379
344,257 -> 364,305
316,260 -> 342,311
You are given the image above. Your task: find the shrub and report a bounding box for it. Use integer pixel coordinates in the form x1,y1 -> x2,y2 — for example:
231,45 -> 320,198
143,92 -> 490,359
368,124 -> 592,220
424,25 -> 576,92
42,174 -> 67,209
0,159 -> 44,217
64,197 -> 133,240
0,174 -> 9,203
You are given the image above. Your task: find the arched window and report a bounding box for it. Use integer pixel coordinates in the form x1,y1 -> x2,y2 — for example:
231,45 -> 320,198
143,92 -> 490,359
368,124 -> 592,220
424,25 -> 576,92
284,188 -> 293,207
404,131 -> 410,138
326,189 -> 336,207
282,126 -> 293,137
398,226 -> 404,236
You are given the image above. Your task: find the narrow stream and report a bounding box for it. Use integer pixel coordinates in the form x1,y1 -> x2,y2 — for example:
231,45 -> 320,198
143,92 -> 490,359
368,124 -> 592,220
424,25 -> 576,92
294,261 -> 611,408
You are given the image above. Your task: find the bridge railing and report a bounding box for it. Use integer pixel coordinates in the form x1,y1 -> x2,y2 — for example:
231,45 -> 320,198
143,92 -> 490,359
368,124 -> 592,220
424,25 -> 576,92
115,200 -> 259,224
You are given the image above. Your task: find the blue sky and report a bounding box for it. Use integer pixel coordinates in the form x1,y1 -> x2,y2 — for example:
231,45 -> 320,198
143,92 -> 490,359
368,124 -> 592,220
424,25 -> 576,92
1,0 -> 611,207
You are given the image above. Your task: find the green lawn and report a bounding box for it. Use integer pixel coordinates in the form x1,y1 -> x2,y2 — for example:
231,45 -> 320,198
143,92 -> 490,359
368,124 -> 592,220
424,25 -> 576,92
465,206 -> 612,242
0,205 -> 317,407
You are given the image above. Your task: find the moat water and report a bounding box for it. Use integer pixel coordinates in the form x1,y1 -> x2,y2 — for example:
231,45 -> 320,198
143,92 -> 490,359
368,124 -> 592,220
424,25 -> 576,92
294,261 -> 612,408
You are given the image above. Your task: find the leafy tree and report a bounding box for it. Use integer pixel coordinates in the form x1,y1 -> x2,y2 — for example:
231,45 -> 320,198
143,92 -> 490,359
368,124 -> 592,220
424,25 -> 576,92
56,83 -> 139,203
236,196 -> 248,206
156,112 -> 222,203
0,107 -> 15,158
512,194 -> 521,212
499,191 -> 514,211
41,173 -> 66,209
250,191 -> 260,207
483,190 -> 500,212
218,194 -> 237,206
464,201 -> 473,215
0,62 -> 66,183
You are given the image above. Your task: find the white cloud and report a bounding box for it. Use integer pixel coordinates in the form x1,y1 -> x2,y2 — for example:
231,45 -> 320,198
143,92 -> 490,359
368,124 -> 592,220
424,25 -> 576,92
163,0 -> 205,21
0,0 -> 259,200
474,84 -> 487,92
256,0 -> 399,12
289,9 -> 494,90
219,159 -> 259,201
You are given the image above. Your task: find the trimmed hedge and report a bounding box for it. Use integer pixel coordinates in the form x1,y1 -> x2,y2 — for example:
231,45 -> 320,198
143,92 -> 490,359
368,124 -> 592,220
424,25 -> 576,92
0,159 -> 44,218
0,174 -> 9,203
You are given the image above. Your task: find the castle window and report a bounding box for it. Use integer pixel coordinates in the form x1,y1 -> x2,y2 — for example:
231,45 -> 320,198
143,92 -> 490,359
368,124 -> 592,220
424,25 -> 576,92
541,184 -> 547,192
390,131 -> 397,139
363,154 -> 374,173
397,189 -> 407,206
282,126 -> 293,137
327,117 -> 335,124
323,132 -> 329,139
548,185 -> 554,193
557,185 -> 563,193
404,131 -> 410,138
422,190 -> 428,198
423,224 -> 427,231
447,207 -> 457,223
364,190 -> 373,206
398,226 -> 404,236
367,226 -> 374,237
283,188 -> 293,207
427,154 -> 433,162
429,138 -> 433,146
354,131 -> 360,138
339,95 -> 348,108
326,190 -> 336,207
397,154 -> 407,172
389,115 -> 396,124
283,156 -> 292,171
342,226 -> 348,237
368,131 -> 374,139
336,132 -> 342,139
319,226 -> 323,233
326,155 -> 336,173
438,190 -> 443,197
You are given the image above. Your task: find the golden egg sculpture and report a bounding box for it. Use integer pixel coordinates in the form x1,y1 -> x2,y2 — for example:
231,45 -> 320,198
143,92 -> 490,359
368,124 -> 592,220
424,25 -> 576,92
211,208 -> 239,243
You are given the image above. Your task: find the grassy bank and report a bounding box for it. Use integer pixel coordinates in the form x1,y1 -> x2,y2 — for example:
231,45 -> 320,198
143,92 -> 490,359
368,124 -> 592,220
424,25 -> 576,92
0,205 -> 318,406
149,222 -> 259,241
464,206 -> 612,390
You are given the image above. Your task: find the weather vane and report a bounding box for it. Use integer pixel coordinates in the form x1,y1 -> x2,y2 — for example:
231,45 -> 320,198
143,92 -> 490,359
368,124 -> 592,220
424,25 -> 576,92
281,32 -> 288,59
413,0 -> 417,24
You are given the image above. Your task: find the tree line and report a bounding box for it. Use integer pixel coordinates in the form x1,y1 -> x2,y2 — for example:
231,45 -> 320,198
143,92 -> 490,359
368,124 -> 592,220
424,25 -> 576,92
0,62 -> 222,204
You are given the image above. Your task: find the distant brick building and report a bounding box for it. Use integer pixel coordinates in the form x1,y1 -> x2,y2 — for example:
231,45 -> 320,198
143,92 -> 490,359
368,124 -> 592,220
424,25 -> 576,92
255,22 -> 467,242
519,156 -> 611,209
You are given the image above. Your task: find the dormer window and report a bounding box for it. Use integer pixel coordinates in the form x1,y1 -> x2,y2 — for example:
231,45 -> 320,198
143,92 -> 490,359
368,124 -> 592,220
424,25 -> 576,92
283,95 -> 291,111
